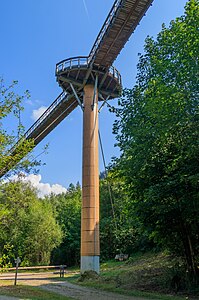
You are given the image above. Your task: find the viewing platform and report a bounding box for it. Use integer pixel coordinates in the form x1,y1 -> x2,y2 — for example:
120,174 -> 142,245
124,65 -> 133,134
56,56 -> 122,100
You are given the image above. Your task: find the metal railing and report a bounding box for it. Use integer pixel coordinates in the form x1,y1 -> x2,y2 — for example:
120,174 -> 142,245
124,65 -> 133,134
89,0 -> 122,63
56,56 -> 89,73
109,65 -> 122,85
6,92 -> 68,157
24,91 -> 68,139
56,57 -> 122,85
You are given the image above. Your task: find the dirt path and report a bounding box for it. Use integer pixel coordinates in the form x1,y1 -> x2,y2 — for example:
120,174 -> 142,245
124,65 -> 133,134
0,297 -> 19,300
0,272 -> 155,300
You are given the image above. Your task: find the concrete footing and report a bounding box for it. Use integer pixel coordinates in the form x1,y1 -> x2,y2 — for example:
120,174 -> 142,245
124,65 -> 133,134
81,256 -> 100,274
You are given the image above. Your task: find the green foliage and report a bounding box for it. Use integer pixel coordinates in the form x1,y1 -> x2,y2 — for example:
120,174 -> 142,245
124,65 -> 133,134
99,170 -> 153,260
113,0 -> 199,281
0,181 -> 62,266
0,78 -> 40,178
0,244 -> 14,271
49,183 -> 81,266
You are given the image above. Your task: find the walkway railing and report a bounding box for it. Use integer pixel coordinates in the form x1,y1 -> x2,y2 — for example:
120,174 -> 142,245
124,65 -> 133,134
24,91 -> 68,139
5,91 -> 68,158
89,0 -> 122,63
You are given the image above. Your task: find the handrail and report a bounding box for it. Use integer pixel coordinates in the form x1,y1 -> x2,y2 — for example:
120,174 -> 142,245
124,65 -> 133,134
109,66 -> 122,84
24,92 -> 68,139
56,56 -> 89,67
88,0 -> 122,64
56,56 -> 89,73
3,265 -> 67,271
6,92 -> 69,156
56,57 -> 122,85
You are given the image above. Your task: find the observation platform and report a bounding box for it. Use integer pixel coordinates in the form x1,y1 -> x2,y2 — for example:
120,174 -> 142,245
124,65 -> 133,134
56,56 -> 122,100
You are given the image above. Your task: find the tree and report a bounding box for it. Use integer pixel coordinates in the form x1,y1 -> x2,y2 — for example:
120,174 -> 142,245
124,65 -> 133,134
113,0 -> 199,279
100,168 -> 152,260
0,181 -> 62,266
0,79 -> 39,178
23,200 -> 62,265
49,183 -> 81,266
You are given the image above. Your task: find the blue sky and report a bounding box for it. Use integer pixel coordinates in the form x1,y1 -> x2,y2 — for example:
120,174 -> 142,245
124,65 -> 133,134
1,0 -> 187,193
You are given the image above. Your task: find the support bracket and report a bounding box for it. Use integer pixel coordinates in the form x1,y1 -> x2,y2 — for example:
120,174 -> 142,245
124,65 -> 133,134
70,83 -> 84,111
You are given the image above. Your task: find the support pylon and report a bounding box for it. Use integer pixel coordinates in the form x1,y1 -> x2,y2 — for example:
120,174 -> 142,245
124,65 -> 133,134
81,84 -> 100,274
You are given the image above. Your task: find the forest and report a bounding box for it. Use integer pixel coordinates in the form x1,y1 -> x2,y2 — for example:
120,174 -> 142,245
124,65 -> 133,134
0,0 -> 198,294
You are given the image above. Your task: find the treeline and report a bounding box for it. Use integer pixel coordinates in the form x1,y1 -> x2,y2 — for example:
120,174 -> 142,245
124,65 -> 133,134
110,0 -> 199,283
0,181 -> 82,267
0,177 -> 151,268
0,181 -> 62,267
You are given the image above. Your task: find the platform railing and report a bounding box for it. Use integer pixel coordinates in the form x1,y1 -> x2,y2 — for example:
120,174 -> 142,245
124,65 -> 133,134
56,57 -> 122,85
56,56 -> 89,73
109,66 -> 122,85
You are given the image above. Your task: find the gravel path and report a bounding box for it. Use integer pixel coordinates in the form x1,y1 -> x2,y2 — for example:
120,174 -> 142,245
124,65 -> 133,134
0,272 -> 155,300
0,297 -> 19,300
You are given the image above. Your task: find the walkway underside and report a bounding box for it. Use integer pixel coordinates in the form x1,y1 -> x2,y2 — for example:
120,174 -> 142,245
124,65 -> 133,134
25,93 -> 77,145
89,0 -> 154,68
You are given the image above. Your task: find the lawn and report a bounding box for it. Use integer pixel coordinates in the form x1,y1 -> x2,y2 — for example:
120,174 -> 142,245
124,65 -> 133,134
65,252 -> 198,300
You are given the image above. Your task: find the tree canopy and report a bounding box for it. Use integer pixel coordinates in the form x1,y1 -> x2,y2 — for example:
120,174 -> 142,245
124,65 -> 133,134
0,79 -> 39,179
113,0 -> 199,278
0,180 -> 62,266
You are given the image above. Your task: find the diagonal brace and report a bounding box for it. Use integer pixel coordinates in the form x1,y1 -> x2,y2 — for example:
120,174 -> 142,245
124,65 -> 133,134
70,83 -> 84,111
98,93 -> 110,113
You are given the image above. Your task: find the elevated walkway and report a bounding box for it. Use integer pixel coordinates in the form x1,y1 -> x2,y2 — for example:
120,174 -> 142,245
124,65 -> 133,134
89,0 -> 154,68
0,92 -> 77,178
23,92 -> 77,145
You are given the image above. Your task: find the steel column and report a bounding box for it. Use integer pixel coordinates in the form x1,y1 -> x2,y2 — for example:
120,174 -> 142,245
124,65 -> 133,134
81,84 -> 100,274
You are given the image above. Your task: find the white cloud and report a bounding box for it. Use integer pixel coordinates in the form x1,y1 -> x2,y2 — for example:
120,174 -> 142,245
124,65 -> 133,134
9,174 -> 67,198
31,106 -> 48,121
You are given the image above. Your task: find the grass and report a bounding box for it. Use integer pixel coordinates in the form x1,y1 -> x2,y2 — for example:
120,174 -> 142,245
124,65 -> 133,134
0,253 -> 198,300
0,281 -> 72,300
66,276 -> 191,300
65,252 -> 198,300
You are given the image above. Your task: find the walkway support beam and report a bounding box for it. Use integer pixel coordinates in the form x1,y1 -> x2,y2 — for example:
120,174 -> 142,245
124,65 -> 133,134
81,84 -> 100,274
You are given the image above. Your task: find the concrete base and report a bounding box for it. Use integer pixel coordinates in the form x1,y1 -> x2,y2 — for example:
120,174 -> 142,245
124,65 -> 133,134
81,256 -> 100,274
